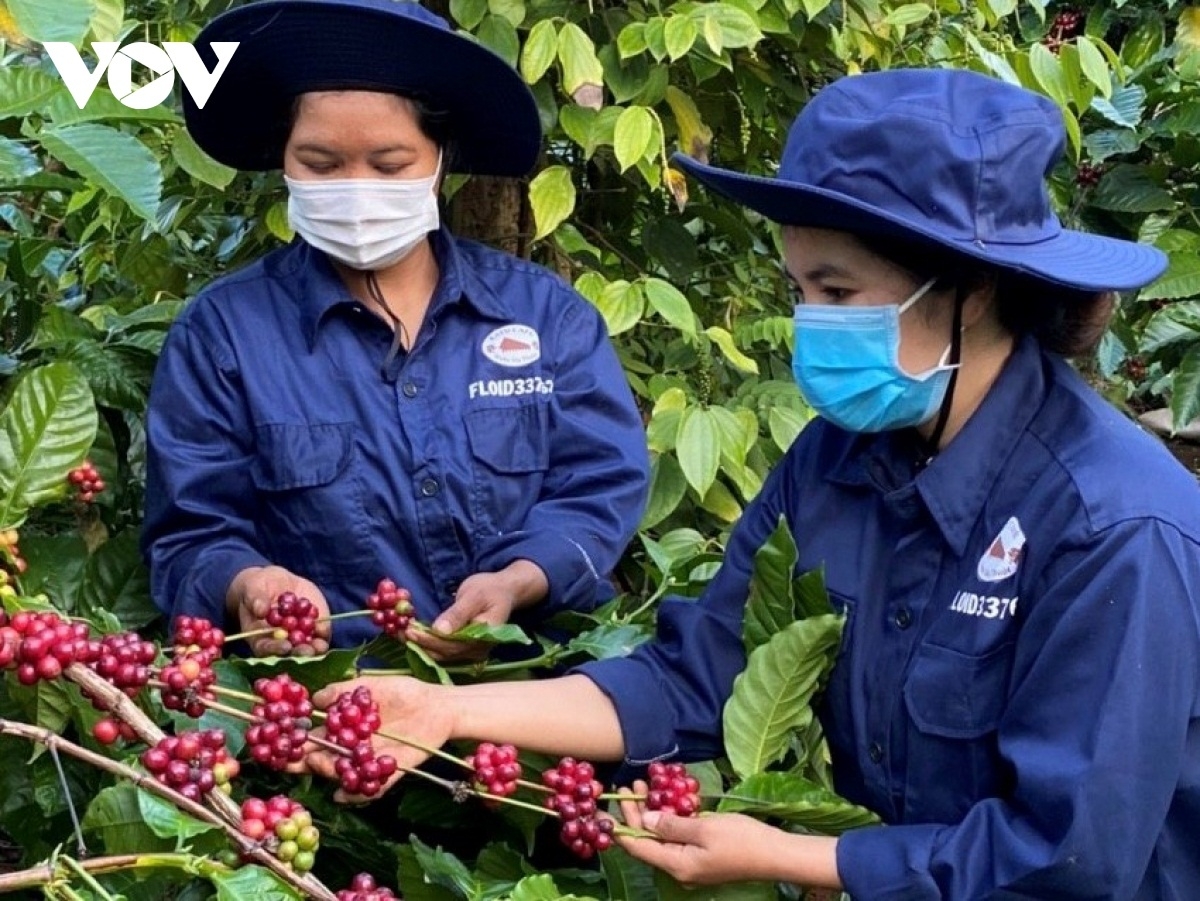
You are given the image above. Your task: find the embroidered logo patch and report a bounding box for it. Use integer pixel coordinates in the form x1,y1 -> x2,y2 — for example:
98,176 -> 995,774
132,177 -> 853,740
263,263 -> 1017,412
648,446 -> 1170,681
482,324 -> 540,367
977,516 -> 1026,583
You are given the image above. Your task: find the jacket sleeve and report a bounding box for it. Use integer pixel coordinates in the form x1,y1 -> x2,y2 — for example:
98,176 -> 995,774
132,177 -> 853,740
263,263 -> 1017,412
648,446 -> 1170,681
837,518 -> 1200,899
475,300 -> 649,613
140,315 -> 270,625
573,455 -> 797,764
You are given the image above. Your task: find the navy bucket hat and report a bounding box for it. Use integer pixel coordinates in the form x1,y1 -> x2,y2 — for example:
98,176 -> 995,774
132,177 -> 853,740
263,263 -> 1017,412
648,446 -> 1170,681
183,0 -> 541,176
672,68 -> 1167,292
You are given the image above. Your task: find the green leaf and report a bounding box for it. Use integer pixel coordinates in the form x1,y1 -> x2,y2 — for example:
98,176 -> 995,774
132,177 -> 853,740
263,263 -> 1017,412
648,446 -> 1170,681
1171,344 -> 1200,431
1082,128 -> 1140,162
172,127 -> 236,189
1075,36 -> 1112,98
450,0 -> 488,29
528,165 -> 576,240
640,453 -> 689,530
882,3 -> 932,26
705,326 -> 758,374
0,138 -> 38,181
617,22 -> 649,59
614,106 -> 655,172
594,279 -> 645,336
264,201 -> 293,242
476,14 -> 520,68
801,0 -> 833,17
1028,42 -> 1070,109
7,0 -> 92,43
653,872 -> 776,901
1090,84 -> 1146,128
694,4 -> 763,50
643,277 -> 696,335
793,566 -> 834,619
1140,302 -> 1200,353
566,623 -> 650,661
602,848 -> 658,901
439,621 -> 531,646
80,530 -> 158,628
137,789 -> 221,840
717,772 -> 880,832
82,784 -> 172,855
557,23 -> 605,97
664,14 -> 698,60
488,0 -> 525,27
1120,17 -> 1164,68
520,19 -> 558,84
676,406 -> 721,496
722,615 -> 843,779
233,648 -> 360,693
1139,255 -> 1200,301
409,834 -> 480,898
0,362 -> 97,530
0,68 -> 61,120
44,87 -> 181,125
17,533 -> 88,610
508,874 -> 601,901
768,404 -> 810,452
1091,164 -> 1173,213
743,515 -> 799,654
87,0 -> 123,42
39,124 -> 163,222
211,865 -> 302,901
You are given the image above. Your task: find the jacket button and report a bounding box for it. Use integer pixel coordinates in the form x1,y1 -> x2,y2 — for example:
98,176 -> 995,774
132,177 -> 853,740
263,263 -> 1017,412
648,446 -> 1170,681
419,478 -> 440,497
402,381 -> 418,398
868,741 -> 884,764
894,607 -> 912,629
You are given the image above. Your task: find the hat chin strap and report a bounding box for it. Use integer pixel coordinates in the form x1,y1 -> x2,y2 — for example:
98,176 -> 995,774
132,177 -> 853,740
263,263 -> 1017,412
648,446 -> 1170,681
917,287 -> 966,466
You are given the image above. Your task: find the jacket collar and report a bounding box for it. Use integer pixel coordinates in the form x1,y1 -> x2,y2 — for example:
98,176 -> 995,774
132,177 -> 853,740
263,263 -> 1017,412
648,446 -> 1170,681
278,228 -> 514,351
826,335 -> 1048,555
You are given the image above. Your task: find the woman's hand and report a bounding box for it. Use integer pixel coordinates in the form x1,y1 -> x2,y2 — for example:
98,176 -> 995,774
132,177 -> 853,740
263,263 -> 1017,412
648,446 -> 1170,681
226,565 -> 331,657
407,561 -> 548,663
299,675 -> 453,803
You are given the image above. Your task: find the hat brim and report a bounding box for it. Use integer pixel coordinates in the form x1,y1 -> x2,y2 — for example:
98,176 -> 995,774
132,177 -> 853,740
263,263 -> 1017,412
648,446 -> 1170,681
184,0 -> 541,176
672,153 -> 1167,293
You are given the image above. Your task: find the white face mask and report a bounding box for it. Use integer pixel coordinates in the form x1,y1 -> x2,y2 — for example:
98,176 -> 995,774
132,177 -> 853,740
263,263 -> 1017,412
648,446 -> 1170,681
284,154 -> 442,271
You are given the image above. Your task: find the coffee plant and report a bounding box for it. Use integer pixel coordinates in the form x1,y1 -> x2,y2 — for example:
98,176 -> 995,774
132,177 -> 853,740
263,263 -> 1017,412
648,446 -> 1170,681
1,0 -> 1198,898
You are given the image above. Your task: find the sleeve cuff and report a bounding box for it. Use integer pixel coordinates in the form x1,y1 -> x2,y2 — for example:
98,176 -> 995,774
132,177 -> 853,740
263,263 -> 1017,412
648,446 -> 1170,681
574,657 -> 681,766
836,824 -> 941,900
177,546 -> 272,627
477,531 -> 597,612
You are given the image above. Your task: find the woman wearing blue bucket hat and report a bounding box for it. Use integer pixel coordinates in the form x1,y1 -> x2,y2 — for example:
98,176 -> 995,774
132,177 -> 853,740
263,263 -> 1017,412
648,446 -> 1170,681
302,67 -> 1200,898
140,0 -> 650,660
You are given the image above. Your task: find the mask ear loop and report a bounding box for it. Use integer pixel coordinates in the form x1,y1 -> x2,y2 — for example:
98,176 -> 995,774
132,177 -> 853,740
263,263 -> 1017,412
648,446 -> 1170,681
917,285 -> 966,465
366,271 -> 411,379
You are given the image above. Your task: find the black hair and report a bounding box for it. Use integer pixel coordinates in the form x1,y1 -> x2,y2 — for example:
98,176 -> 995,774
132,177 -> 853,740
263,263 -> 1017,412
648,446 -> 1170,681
279,89 -> 457,166
854,232 -> 1114,358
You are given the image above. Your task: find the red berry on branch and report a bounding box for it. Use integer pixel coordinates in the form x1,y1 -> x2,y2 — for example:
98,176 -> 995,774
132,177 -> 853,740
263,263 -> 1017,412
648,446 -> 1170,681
325,687 -> 396,798
92,718 -> 122,745
246,674 -> 314,770
542,757 -> 611,857
467,742 -> 522,801
337,872 -> 401,901
142,730 -> 236,799
366,578 -> 416,638
645,761 -> 701,817
265,592 -> 321,649
66,460 -> 106,504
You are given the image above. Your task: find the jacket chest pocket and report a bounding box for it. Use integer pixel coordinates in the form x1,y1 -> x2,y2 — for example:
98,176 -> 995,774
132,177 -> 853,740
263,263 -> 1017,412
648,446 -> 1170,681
463,403 -> 549,537
901,641 -> 1013,820
250,423 -> 372,581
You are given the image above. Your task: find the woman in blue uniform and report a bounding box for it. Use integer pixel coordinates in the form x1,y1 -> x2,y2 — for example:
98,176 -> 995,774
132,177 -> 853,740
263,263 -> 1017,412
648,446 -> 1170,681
304,68 -> 1200,897
141,0 -> 649,660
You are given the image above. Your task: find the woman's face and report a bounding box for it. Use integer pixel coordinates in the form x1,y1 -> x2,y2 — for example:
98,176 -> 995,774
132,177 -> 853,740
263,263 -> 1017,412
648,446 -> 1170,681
782,226 -> 957,376
283,91 -> 440,181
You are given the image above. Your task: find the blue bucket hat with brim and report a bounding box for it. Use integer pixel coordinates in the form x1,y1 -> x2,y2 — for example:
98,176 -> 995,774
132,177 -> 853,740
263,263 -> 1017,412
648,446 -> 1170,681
183,0 -> 541,176
672,68 -> 1166,292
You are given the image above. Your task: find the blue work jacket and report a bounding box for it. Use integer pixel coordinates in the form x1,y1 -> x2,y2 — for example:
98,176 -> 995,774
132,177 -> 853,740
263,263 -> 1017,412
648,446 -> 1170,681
142,230 -> 649,644
580,336 -> 1200,899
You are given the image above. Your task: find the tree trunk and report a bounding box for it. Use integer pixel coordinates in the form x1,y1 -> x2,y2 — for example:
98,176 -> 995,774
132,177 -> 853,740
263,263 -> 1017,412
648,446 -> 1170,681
449,176 -> 531,259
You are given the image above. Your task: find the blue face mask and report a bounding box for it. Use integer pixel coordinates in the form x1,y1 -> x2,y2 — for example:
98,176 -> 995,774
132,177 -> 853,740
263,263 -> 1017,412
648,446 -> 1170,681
791,277 -> 956,433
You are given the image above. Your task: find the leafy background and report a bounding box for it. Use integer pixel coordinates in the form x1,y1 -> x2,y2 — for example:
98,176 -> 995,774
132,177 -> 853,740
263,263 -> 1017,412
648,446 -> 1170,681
1,0 -> 1199,897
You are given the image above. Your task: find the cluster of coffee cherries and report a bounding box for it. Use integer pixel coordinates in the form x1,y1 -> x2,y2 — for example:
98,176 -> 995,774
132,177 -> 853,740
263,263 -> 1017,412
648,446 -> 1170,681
141,729 -> 240,802
1043,7 -> 1083,52
644,761 -> 702,817
265,592 -> 321,649
245,674 -> 313,770
337,873 -> 400,901
66,460 -> 105,503
0,528 -> 27,577
160,616 -> 224,718
0,610 -> 99,684
240,796 -> 320,874
542,757 -> 614,859
366,578 -> 415,638
88,631 -> 160,744
1076,161 -> 1104,188
325,686 -> 398,797
467,742 -> 523,801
